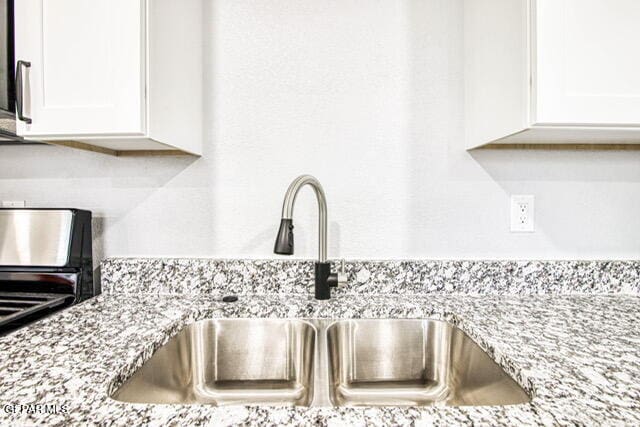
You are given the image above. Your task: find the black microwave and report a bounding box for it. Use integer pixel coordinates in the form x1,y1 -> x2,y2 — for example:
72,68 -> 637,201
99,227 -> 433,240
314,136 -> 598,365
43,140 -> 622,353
0,0 -> 14,116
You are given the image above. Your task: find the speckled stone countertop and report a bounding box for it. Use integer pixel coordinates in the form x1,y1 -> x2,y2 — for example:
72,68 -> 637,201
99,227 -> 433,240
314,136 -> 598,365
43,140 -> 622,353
0,259 -> 639,426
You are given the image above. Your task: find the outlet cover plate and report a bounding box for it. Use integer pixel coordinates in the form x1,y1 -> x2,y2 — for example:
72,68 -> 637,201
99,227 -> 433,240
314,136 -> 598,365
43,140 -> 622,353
510,195 -> 534,233
1,201 -> 26,208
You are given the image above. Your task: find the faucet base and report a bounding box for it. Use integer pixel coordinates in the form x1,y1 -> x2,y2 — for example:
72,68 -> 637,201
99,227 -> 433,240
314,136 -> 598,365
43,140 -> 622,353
314,262 -> 332,300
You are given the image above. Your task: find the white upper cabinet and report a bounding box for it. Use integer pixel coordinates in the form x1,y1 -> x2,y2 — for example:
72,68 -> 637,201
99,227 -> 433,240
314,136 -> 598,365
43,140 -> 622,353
465,0 -> 640,149
535,0 -> 640,125
14,0 -> 203,155
15,0 -> 144,136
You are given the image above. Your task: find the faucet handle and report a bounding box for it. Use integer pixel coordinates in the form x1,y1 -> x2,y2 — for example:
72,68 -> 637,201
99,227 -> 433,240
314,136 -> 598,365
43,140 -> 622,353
337,259 -> 348,287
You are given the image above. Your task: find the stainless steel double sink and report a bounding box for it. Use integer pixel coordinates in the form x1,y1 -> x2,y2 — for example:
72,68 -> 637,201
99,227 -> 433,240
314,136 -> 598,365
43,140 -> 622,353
111,319 -> 531,407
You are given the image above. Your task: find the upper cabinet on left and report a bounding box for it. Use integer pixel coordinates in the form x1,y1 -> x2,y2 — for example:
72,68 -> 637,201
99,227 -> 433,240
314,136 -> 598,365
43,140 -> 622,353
14,0 -> 203,156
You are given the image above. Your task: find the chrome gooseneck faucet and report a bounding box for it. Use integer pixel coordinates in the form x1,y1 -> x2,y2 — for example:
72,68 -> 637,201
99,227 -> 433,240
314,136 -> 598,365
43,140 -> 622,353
274,175 -> 346,300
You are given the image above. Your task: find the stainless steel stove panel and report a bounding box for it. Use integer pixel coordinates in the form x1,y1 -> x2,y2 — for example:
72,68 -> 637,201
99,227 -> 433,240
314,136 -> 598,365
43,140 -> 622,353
0,210 -> 73,267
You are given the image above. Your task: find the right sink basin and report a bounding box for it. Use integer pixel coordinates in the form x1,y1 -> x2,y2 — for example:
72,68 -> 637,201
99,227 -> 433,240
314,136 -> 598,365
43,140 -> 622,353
326,319 -> 531,407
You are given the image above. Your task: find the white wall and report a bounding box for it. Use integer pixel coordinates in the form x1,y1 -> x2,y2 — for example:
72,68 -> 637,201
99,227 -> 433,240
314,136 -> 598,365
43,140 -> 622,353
1,0 -> 639,261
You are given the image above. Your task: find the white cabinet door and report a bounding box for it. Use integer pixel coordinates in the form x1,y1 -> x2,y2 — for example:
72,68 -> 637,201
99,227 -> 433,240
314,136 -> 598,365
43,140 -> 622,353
534,0 -> 640,125
14,0 -> 145,137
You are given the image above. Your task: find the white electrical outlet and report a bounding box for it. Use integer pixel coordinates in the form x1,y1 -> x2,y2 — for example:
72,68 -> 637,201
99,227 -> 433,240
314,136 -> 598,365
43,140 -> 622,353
510,195 -> 534,233
1,201 -> 26,208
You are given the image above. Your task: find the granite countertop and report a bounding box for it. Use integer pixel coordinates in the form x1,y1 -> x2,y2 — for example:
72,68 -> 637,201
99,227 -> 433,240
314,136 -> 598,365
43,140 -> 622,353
0,258 -> 639,426
0,292 -> 639,426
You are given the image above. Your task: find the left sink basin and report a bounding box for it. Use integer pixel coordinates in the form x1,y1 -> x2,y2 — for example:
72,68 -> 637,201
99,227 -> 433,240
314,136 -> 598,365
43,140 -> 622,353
111,319 -> 316,406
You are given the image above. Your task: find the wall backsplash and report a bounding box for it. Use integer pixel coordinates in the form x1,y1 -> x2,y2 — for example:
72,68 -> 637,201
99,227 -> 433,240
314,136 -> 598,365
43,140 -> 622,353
1,0 -> 640,262
101,258 -> 640,295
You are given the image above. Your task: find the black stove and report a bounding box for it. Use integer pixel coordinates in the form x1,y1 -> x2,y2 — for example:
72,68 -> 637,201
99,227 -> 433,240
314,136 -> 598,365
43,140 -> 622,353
0,209 -> 96,335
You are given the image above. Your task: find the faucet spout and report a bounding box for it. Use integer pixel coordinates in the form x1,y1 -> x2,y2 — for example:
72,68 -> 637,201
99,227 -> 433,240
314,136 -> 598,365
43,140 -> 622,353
276,175 -> 327,262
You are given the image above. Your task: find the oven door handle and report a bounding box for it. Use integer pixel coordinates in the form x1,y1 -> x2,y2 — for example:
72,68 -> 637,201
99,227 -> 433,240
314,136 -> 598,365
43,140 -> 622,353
15,60 -> 32,124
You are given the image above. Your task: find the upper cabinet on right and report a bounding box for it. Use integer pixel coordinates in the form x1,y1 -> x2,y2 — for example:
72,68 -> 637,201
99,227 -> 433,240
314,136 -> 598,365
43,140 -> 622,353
465,0 -> 640,149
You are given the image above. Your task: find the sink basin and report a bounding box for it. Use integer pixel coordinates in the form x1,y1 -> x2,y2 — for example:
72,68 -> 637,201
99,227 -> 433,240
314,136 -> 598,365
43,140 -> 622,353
111,318 -> 530,408
326,319 -> 531,407
111,319 -> 316,406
